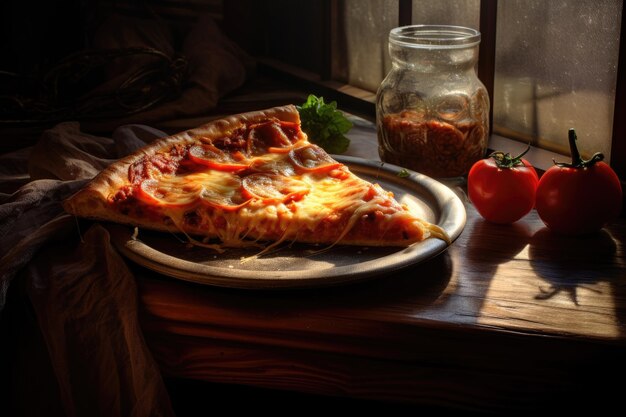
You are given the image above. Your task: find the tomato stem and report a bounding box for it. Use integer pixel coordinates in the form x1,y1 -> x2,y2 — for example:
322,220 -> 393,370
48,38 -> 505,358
568,128 -> 583,166
554,128 -> 604,168
489,145 -> 530,169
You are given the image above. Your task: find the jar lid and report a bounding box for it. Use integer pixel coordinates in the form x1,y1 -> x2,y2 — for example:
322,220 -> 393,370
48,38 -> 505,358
390,25 -> 481,49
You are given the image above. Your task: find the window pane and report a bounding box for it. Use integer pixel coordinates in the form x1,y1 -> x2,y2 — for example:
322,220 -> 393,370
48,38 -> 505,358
339,0 -> 481,93
411,0 -> 480,30
493,0 -> 622,161
342,0 -> 398,92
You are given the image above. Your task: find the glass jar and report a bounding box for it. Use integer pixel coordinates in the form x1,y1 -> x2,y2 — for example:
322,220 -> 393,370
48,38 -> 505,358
376,25 -> 489,178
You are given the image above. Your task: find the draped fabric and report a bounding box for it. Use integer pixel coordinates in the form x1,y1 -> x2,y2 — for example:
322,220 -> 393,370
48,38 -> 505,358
0,123 -> 176,417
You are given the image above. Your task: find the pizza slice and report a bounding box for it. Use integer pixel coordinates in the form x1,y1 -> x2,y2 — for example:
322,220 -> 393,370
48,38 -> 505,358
63,105 -> 449,253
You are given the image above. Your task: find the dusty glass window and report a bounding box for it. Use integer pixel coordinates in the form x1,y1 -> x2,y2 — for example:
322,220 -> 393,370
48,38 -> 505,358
493,0 -> 621,161
411,0 -> 480,30
341,0 -> 399,92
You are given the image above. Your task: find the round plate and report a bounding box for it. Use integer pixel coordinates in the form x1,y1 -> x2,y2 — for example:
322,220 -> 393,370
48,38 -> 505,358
107,156 -> 466,289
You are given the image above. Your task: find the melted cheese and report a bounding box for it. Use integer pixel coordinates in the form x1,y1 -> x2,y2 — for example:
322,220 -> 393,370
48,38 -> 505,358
142,170 -> 244,209
131,139 -> 449,253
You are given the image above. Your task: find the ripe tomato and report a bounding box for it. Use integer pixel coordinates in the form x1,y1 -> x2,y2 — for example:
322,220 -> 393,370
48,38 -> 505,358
535,129 -> 622,235
468,147 -> 539,224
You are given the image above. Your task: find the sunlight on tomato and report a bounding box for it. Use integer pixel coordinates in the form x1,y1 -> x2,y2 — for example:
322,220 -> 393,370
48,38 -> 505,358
536,129 -> 622,235
468,147 -> 539,224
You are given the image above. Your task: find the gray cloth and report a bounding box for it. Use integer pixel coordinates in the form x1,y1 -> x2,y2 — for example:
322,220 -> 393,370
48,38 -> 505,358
0,123 -> 175,417
0,123 -> 164,307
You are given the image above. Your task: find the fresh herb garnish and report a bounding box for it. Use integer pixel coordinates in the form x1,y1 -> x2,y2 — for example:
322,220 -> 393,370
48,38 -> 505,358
397,168 -> 410,178
297,94 -> 352,154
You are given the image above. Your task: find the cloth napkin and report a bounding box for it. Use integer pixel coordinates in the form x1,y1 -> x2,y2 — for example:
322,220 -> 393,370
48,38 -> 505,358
0,123 -> 176,417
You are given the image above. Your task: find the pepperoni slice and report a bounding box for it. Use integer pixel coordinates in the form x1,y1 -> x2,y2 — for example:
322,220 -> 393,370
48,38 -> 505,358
249,154 -> 297,176
289,144 -> 343,173
246,120 -> 305,155
197,172 -> 250,211
136,171 -> 250,211
135,179 -> 200,207
242,173 -> 310,204
188,144 -> 248,172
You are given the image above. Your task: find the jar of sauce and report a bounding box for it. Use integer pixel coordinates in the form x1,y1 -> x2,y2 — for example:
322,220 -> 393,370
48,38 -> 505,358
376,25 -> 489,178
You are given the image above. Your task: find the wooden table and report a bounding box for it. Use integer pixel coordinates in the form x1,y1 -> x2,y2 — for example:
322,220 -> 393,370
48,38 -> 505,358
133,121 -> 626,413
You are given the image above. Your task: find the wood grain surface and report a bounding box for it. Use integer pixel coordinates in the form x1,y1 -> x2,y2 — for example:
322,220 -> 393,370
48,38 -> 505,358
134,199 -> 625,411
134,123 -> 626,412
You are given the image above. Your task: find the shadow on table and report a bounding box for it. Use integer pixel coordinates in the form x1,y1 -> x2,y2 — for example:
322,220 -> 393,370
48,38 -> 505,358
528,227 -> 626,336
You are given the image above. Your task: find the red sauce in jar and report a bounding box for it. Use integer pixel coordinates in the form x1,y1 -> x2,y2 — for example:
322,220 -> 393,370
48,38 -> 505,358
378,110 -> 487,178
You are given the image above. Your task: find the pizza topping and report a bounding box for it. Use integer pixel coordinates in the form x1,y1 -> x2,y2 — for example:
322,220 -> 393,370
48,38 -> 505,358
289,144 -> 343,173
188,144 -> 248,172
249,153 -> 297,176
128,146 -> 188,184
242,173 -> 311,203
297,94 -> 352,154
129,127 -> 444,248
194,171 -> 249,211
252,120 -> 299,147
246,120 -> 304,155
134,170 -> 250,212
112,185 -> 133,202
136,179 -> 200,207
205,131 -> 248,152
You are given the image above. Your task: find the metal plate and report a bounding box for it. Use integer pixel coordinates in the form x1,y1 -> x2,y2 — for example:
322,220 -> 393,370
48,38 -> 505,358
108,156 -> 466,289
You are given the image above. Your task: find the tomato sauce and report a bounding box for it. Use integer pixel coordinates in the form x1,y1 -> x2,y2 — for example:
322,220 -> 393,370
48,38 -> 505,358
128,145 -> 188,184
378,110 -> 487,178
